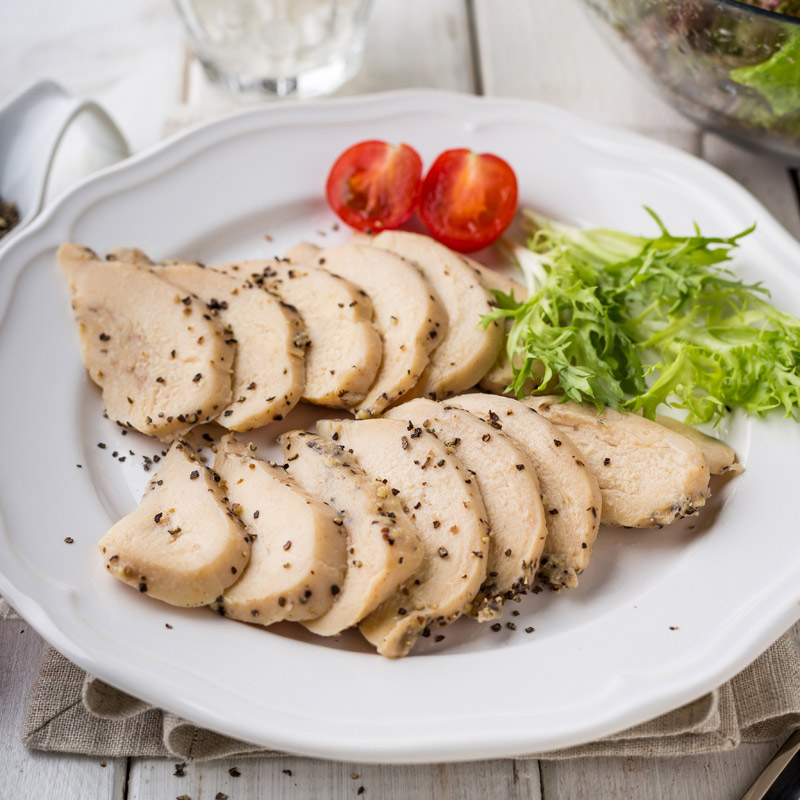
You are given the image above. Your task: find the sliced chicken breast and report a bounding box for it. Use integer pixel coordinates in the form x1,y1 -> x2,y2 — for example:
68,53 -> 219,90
149,258 -> 306,432
525,397 -> 711,527
363,231 -> 503,400
97,440 -> 251,606
286,242 -> 448,417
317,418 -> 489,658
449,393 -> 601,590
59,243 -> 233,441
279,430 -> 422,636
656,415 -> 743,476
385,398 -> 547,621
213,258 -> 382,408
211,436 -> 347,624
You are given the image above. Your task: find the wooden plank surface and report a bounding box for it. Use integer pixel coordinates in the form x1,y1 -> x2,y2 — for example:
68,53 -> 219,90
127,756 -> 536,800
471,0 -> 695,136
539,744 -> 781,800
0,622 -> 128,799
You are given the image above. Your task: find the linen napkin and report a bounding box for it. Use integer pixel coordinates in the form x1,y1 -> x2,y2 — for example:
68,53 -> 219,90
6,596 -> 800,761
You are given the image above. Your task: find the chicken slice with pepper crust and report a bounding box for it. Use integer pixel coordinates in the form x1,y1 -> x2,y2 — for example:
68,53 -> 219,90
211,435 -> 346,624
360,231 -> 503,400
145,257 -> 306,431
286,242 -> 448,417
279,430 -> 422,637
97,439 -> 251,606
656,415 -> 742,476
449,393 -> 601,590
524,397 -> 712,527
213,258 -> 382,408
317,418 -> 489,658
59,243 -> 233,441
385,398 -> 547,621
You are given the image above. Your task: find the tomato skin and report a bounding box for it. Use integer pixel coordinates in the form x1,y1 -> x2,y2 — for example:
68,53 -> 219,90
419,149 -> 518,253
326,140 -> 423,233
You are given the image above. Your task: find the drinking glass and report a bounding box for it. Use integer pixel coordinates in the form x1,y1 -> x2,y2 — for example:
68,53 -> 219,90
173,0 -> 374,98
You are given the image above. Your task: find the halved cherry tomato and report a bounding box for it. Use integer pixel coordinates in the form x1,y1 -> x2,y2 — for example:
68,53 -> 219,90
419,149 -> 518,253
325,140 -> 423,233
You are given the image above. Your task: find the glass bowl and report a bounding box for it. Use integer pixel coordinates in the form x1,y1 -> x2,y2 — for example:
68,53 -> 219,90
582,0 -> 800,161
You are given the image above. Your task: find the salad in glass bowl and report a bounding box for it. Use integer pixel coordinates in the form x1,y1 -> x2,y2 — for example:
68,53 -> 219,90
583,0 -> 800,160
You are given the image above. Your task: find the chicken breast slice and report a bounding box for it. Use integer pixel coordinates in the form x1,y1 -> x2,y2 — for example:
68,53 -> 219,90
97,440 -> 251,607
363,231 -> 504,400
655,415 -> 743,476
525,397 -> 711,527
385,398 -> 547,621
210,435 -> 346,624
59,243 -> 233,441
213,258 -> 382,408
449,393 -> 601,590
286,242 -> 448,417
278,430 -> 422,637
148,258 -> 306,432
317,418 -> 489,658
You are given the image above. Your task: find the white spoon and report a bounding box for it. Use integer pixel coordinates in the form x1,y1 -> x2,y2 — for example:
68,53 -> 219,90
0,80 -> 129,246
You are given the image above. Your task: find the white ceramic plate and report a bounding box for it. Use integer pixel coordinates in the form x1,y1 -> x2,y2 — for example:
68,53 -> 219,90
1,91 -> 799,763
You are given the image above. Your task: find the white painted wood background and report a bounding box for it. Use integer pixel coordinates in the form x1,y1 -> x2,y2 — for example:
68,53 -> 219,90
1,1 -> 798,797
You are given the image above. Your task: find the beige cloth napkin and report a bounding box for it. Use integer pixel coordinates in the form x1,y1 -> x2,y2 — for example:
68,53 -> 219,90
4,598 -> 800,760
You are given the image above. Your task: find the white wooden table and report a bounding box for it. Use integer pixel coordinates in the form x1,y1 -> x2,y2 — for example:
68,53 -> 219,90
2,1 -> 799,797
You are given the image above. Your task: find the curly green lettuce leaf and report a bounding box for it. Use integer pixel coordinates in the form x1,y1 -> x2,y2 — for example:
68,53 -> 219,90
482,209 -> 800,425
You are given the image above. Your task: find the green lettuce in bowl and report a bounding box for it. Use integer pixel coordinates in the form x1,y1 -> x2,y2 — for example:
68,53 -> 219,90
583,0 -> 800,159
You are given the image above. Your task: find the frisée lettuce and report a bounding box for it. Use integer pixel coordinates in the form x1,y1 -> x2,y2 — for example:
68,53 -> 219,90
481,209 -> 800,425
